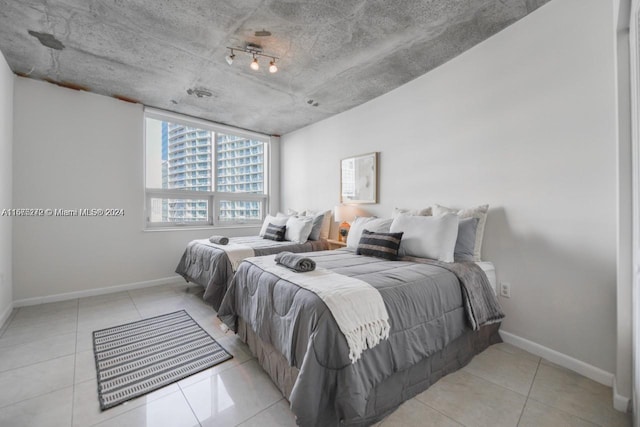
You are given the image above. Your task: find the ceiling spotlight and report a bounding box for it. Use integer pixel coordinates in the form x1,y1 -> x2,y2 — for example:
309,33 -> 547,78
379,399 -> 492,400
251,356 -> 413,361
250,56 -> 259,71
269,59 -> 278,73
225,45 -> 279,74
225,49 -> 235,65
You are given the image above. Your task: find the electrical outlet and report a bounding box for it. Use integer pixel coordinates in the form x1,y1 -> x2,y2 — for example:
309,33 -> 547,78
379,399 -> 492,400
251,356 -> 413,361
500,282 -> 511,298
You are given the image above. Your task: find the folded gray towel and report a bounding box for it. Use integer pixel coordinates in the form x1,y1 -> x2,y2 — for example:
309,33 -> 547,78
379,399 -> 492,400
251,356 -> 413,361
275,251 -> 316,272
209,235 -> 229,245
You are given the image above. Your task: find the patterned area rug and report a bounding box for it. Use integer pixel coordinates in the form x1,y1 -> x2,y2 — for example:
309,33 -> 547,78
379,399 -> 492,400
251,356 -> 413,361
93,310 -> 232,410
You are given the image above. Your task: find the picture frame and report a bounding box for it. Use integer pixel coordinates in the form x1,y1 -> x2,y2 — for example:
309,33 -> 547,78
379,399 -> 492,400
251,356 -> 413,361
340,152 -> 378,204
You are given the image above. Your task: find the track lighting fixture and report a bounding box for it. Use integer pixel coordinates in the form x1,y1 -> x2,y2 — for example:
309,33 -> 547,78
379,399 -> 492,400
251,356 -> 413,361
225,44 -> 279,73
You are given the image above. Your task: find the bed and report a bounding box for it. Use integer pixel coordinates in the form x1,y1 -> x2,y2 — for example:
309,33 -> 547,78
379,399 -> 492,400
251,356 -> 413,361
175,236 -> 328,310
218,248 -> 504,426
176,210 -> 332,310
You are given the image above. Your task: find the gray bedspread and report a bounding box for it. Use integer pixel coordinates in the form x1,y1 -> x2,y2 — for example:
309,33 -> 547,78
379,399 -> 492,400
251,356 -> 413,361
218,249 -> 504,426
175,236 -> 328,310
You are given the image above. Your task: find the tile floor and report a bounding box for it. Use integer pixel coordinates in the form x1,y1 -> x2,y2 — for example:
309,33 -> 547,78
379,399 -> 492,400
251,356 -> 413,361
0,281 -> 631,427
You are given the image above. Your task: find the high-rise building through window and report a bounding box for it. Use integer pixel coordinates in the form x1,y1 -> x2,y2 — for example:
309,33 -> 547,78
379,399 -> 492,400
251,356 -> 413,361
145,112 -> 266,227
161,123 -> 212,222
216,133 -> 264,222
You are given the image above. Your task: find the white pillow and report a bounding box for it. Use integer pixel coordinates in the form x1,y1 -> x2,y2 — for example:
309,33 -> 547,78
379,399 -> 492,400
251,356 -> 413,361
391,207 -> 432,219
390,213 -> 459,262
285,208 -> 306,216
259,214 -> 288,237
433,204 -> 489,261
285,216 -> 314,243
306,209 -> 332,240
346,217 -> 393,249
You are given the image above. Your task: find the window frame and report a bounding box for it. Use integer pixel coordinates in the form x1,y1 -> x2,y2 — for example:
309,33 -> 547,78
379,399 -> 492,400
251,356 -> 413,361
143,108 -> 269,229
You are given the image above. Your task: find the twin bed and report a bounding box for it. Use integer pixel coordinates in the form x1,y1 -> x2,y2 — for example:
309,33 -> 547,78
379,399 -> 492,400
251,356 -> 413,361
176,206 -> 503,426
175,236 -> 328,310
175,210 -> 332,310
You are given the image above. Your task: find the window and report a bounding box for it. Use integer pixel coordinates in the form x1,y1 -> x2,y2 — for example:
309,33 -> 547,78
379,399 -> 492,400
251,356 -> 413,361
145,109 -> 268,227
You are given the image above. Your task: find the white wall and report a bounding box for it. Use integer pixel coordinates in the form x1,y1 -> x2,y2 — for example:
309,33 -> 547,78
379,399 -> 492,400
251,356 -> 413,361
0,51 -> 13,324
12,78 -> 261,302
281,0 -> 619,376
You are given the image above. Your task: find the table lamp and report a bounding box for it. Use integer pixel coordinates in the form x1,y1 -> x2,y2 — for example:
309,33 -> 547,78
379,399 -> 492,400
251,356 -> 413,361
334,205 -> 360,242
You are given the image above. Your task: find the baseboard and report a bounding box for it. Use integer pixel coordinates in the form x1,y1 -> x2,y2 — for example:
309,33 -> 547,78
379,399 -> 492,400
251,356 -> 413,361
613,377 -> 632,412
13,276 -> 182,307
0,302 -> 13,329
499,330 -> 614,387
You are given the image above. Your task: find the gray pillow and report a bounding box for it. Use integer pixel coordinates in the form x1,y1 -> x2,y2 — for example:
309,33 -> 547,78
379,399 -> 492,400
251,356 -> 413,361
307,212 -> 326,241
263,223 -> 286,241
454,217 -> 479,262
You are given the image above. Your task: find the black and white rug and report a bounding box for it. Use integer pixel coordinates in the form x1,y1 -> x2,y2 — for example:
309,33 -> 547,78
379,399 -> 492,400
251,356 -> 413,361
93,310 -> 232,410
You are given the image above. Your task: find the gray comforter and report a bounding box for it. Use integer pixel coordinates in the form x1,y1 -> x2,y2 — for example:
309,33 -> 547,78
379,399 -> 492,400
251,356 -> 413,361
218,249 -> 504,426
175,236 -> 327,310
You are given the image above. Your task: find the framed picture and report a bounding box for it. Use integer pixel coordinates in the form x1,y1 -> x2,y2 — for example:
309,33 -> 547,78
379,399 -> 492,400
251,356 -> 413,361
340,152 -> 378,204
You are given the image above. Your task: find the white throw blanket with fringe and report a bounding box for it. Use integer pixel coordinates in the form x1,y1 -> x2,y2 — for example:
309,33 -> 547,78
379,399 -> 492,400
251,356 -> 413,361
195,239 -> 255,272
248,254 -> 390,363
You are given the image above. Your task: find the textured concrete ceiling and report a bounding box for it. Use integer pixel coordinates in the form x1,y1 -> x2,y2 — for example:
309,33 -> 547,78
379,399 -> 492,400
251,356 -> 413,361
0,0 -> 551,135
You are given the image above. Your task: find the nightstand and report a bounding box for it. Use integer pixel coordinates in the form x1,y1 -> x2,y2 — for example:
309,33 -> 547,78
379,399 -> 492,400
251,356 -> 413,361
326,239 -> 347,250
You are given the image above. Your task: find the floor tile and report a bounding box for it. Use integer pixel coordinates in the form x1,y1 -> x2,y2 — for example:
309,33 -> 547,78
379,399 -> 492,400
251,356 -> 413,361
13,299 -> 78,318
238,399 -> 297,427
10,303 -> 77,327
193,314 -> 229,340
184,301 -> 219,320
0,316 -> 77,347
181,359 -> 283,426
529,362 -> 631,427
416,370 -> 526,427
519,399 -> 600,427
176,357 -> 243,389
0,355 -> 75,408
462,345 -> 539,395
72,378 -> 180,427
77,301 -> 138,323
0,332 -> 76,373
75,328 -> 95,352
216,335 -> 254,363
0,309 -> 16,336
78,291 -> 132,309
492,342 -> 541,363
0,386 -> 73,427
7,310 -> 78,334
379,398 -> 462,427
74,349 -> 97,384
76,310 -> 142,332
131,297 -> 189,314
134,299 -> 212,322
92,391 -> 200,427
127,283 -> 198,305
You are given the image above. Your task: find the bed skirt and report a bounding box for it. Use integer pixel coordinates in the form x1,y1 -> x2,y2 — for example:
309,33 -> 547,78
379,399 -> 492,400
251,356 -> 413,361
237,318 -> 502,426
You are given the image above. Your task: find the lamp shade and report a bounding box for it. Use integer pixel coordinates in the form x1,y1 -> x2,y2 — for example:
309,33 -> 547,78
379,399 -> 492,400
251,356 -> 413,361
334,205 -> 365,223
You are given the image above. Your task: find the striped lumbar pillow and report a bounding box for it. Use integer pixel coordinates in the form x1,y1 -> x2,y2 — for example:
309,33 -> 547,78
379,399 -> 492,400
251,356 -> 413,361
356,229 -> 404,260
263,223 -> 286,241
